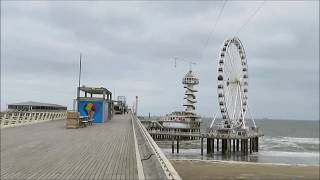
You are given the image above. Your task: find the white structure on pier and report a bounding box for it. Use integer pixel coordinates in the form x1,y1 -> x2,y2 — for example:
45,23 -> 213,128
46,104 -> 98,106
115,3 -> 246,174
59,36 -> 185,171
182,70 -> 199,113
158,70 -> 201,132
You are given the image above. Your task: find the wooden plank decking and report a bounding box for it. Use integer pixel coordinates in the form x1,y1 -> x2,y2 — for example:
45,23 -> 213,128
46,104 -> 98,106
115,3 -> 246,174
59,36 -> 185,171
1,114 -> 139,180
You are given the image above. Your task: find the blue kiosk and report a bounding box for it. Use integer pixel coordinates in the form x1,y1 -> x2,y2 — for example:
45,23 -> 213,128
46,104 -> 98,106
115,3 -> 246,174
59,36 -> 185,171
77,86 -> 113,123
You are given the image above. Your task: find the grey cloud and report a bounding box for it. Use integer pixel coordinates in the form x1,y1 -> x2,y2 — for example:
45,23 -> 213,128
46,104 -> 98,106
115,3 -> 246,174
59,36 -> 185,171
1,1 -> 319,120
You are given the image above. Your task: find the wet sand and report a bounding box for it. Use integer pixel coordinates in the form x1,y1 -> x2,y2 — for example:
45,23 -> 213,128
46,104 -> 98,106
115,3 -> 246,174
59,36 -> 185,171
171,159 -> 319,180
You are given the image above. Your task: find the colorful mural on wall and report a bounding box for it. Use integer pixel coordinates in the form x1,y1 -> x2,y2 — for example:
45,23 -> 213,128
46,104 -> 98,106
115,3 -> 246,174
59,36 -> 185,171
85,103 -> 96,120
79,101 -> 104,123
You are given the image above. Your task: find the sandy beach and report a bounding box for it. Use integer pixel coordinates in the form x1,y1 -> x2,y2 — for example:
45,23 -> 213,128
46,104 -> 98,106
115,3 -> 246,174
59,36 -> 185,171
171,159 -> 319,180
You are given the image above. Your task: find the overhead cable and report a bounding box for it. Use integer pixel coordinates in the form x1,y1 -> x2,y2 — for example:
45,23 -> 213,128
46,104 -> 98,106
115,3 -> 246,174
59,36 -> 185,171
235,0 -> 266,36
199,0 -> 228,61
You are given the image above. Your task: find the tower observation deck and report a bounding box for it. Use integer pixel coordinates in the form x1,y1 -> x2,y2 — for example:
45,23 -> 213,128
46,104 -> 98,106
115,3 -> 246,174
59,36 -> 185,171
182,70 -> 199,114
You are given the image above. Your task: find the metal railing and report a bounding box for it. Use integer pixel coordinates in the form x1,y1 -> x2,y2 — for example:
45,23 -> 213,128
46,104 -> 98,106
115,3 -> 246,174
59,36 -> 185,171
0,111 -> 67,128
134,116 -> 181,180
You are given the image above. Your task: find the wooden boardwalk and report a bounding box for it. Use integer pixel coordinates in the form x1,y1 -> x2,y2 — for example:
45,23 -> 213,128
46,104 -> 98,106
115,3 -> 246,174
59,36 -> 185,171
1,114 -> 139,180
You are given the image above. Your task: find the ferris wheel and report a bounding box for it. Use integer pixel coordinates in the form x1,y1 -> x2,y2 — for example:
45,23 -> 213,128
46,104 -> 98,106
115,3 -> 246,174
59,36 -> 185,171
210,37 -> 254,130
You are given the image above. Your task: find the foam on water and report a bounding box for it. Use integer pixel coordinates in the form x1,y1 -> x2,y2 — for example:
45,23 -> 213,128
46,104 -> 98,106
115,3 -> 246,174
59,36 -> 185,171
161,148 -> 319,165
260,136 -> 319,152
157,135 -> 319,165
153,119 -> 319,165
260,150 -> 319,157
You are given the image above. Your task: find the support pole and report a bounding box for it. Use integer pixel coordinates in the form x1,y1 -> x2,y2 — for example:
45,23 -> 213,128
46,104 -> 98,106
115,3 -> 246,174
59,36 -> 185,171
77,53 -> 82,113
250,138 -> 252,154
212,138 -> 215,154
221,139 -> 226,154
246,139 -> 249,154
135,96 -> 138,116
233,139 -> 235,152
243,139 -> 246,154
171,136 -> 174,154
241,139 -> 246,154
236,139 -> 239,152
245,139 -> 248,154
207,138 -> 211,154
201,137 -> 204,156
240,139 -> 244,153
251,138 -> 254,152
216,139 -> 219,151
177,136 -> 179,154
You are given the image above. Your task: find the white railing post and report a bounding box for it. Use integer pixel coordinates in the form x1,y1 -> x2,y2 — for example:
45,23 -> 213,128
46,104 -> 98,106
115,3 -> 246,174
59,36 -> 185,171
9,113 -> 15,128
39,113 -> 43,122
0,113 -> 6,126
44,112 -> 49,121
32,112 -> 36,122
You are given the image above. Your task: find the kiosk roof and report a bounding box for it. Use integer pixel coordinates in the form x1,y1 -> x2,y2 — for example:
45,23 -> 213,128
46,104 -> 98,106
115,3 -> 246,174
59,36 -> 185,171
80,86 -> 112,95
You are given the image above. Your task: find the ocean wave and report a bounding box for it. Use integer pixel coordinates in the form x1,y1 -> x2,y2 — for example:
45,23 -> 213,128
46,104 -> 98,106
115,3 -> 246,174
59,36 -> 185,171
259,150 -> 319,157
280,137 -> 320,144
260,136 -> 319,152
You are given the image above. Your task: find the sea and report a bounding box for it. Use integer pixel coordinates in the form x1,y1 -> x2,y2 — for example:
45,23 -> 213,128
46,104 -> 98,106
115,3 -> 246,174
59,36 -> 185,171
148,118 -> 319,166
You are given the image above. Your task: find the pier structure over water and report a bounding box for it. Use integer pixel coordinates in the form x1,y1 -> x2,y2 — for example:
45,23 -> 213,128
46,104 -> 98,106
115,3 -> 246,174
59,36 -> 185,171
154,70 -> 202,141
141,120 -> 263,155
1,112 -> 181,180
207,37 -> 263,156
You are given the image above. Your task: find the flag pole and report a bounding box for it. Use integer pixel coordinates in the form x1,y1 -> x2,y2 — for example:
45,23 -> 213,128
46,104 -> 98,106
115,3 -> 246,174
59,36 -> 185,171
77,53 -> 82,112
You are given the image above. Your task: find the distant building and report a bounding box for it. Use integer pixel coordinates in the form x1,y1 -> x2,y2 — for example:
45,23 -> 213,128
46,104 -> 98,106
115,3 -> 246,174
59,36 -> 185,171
7,101 -> 67,111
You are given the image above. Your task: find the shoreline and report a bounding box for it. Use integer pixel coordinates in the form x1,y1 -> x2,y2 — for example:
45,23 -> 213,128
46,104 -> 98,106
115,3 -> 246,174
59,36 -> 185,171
170,158 -> 320,167
170,159 -> 319,180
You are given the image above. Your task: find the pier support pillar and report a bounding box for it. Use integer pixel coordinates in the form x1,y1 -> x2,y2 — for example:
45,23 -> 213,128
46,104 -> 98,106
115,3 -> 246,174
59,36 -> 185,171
207,138 -> 211,154
177,136 -> 179,154
226,139 -> 229,153
243,139 -> 248,154
250,138 -> 252,154
171,136 -> 174,154
252,138 -> 255,152
221,139 -> 226,154
232,139 -> 235,152
236,139 -> 239,152
216,139 -> 219,151
240,139 -> 244,154
201,137 -> 204,156
212,138 -> 214,155
245,139 -> 248,154
246,139 -> 249,154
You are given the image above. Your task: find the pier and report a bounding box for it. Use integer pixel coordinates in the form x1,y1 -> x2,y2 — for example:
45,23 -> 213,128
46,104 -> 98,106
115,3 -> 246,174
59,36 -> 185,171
140,121 -> 263,155
1,112 -> 181,180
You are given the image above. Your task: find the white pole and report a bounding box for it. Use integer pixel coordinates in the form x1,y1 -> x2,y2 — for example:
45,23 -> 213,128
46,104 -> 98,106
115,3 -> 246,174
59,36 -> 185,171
135,96 -> 138,116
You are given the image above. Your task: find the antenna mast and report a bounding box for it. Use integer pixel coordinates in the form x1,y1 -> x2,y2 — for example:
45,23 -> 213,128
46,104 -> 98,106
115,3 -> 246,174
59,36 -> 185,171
173,57 -> 196,70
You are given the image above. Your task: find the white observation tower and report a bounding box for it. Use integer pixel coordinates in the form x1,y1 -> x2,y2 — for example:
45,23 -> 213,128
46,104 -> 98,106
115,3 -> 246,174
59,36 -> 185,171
182,70 -> 199,114
158,68 -> 201,140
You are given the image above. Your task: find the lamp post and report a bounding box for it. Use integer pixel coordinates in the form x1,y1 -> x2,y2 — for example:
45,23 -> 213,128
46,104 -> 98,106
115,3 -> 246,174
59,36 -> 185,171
135,96 -> 138,116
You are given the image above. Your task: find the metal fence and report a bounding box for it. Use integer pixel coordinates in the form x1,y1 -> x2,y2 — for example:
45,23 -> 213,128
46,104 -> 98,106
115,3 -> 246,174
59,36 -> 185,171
134,115 -> 181,180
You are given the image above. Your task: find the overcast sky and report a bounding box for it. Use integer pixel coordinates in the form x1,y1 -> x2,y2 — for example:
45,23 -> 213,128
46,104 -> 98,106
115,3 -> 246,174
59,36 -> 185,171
1,1 -> 319,120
